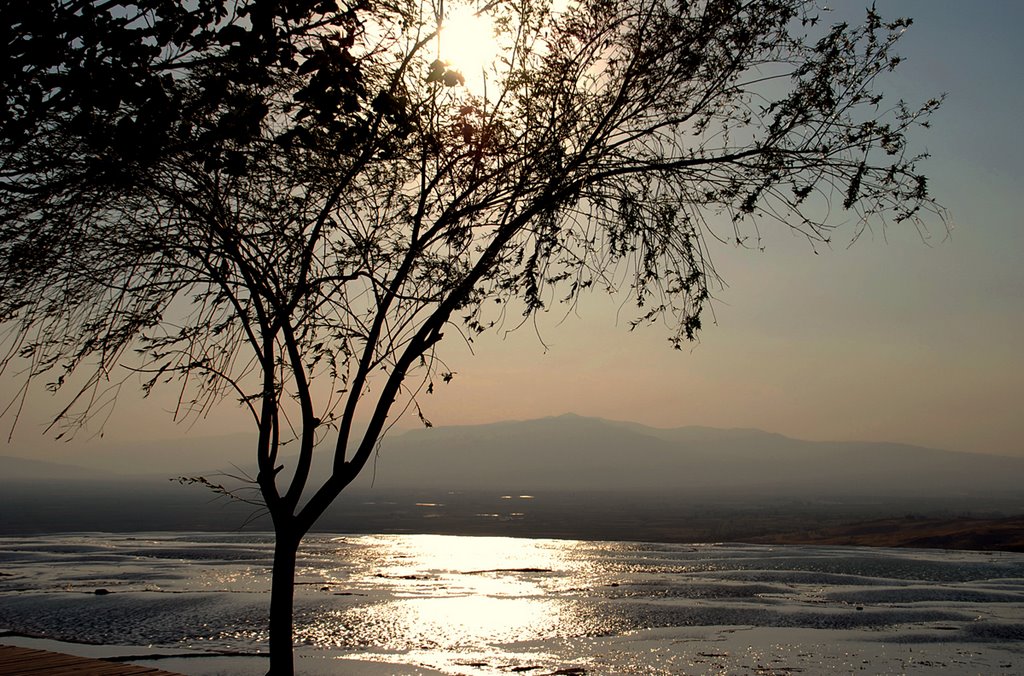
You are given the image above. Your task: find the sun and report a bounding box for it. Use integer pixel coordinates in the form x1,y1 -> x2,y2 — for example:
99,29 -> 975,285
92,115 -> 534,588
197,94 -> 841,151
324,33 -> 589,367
438,3 -> 501,93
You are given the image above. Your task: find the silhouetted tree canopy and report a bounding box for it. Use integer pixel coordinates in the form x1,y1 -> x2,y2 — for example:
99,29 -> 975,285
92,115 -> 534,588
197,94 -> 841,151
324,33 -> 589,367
0,0 -> 943,672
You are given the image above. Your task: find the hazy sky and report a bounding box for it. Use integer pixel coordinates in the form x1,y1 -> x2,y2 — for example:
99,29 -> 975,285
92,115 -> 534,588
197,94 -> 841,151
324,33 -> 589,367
4,1 -> 1023,462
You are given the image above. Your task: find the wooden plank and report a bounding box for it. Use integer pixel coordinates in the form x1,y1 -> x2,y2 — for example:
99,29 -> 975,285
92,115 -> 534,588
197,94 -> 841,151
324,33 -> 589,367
0,645 -> 185,676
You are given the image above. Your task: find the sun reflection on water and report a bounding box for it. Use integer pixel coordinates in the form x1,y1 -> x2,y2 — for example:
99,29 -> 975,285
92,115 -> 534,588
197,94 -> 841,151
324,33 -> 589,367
295,534 -> 618,659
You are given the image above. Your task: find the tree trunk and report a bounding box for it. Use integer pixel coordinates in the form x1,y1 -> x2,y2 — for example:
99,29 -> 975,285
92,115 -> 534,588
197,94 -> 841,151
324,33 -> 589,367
267,528 -> 300,676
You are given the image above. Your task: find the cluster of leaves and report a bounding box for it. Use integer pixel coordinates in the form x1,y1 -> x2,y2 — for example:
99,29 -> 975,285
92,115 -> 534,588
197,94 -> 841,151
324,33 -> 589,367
1,0 -> 372,183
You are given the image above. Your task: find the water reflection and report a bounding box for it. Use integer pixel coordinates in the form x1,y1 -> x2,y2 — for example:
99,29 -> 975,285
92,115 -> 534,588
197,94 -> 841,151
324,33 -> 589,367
298,534 -> 613,654
3,534 -> 1023,674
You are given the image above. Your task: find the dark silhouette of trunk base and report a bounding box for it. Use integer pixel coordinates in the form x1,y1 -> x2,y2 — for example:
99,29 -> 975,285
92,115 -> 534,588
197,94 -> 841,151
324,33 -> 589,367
267,530 -> 299,676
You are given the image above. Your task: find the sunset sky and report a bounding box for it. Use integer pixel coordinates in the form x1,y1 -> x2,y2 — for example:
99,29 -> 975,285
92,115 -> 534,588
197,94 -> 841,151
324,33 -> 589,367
3,1 -> 1023,463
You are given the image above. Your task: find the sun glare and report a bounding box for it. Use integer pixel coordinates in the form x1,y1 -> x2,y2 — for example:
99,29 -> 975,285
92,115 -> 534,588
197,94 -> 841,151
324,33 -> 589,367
439,4 -> 501,93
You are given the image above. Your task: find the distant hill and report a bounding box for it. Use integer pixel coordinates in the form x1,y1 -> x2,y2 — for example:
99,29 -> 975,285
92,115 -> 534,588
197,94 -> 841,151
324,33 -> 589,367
1,455 -> 114,481
4,415 -> 1024,541
3,433 -> 257,477
5,414 -> 1023,499
354,413 -> 1024,497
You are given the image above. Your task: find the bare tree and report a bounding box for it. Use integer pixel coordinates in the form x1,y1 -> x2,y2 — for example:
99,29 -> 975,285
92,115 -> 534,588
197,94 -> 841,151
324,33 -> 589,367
1,0 -> 943,672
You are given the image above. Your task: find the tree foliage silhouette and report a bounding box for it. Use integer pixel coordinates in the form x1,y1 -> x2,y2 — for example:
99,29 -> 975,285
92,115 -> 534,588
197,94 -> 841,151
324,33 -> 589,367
1,0 -> 943,672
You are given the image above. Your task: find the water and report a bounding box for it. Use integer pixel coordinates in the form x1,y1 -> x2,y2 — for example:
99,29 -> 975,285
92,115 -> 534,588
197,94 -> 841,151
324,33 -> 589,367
1,533 -> 1023,674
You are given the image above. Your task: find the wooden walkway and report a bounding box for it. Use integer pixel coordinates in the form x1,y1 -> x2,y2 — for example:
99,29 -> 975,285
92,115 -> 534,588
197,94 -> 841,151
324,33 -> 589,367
0,644 -> 184,675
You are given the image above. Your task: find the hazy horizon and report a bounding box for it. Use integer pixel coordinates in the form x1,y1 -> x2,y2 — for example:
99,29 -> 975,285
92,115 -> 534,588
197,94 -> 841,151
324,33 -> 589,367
5,414 -> 1023,500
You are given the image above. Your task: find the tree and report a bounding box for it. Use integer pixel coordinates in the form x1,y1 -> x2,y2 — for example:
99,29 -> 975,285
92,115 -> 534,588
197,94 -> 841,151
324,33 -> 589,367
1,0 -> 943,673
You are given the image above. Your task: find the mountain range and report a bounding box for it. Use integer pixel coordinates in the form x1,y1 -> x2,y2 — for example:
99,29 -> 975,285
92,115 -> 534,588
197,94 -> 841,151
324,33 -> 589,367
354,414 -> 1024,497
5,413 -> 1023,498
